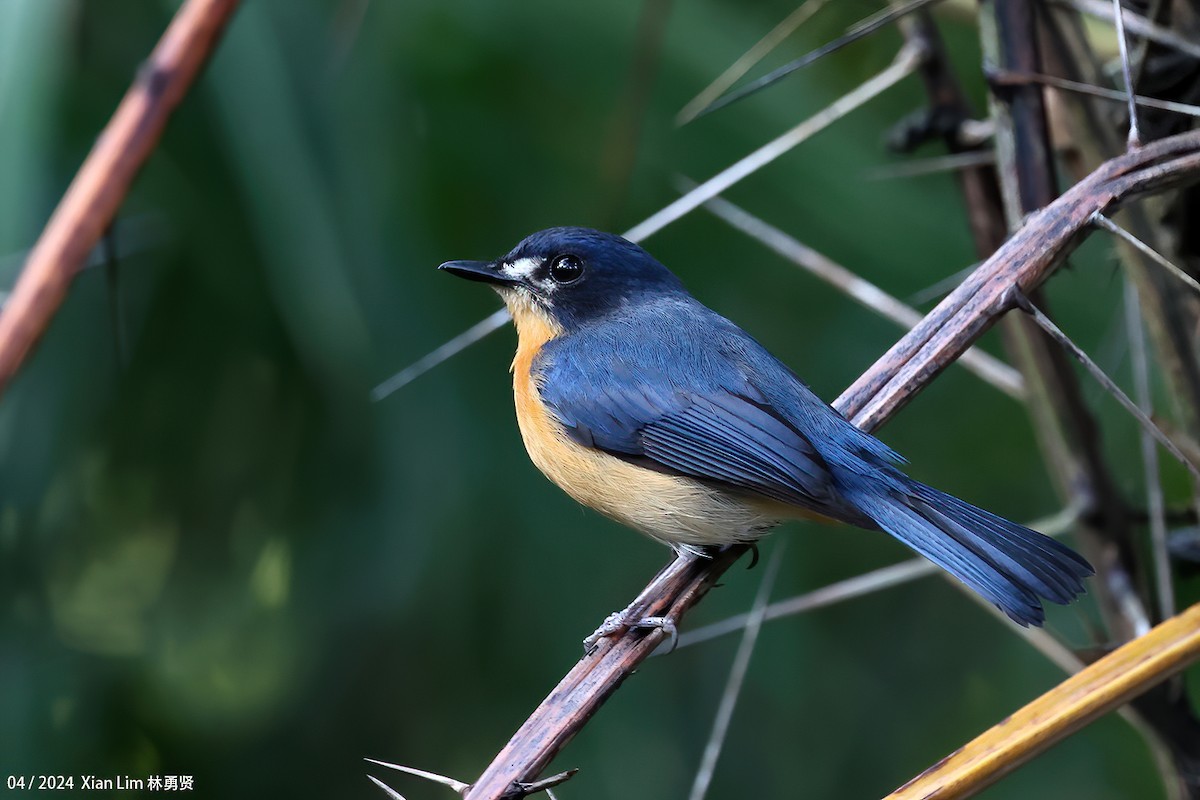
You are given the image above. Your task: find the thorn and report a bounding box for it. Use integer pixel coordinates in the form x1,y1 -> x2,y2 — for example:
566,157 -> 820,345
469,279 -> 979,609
371,307 -> 512,401
689,0 -> 939,121
364,758 -> 470,794
674,0 -> 831,126
1006,284 -> 1033,314
515,769 -> 579,796
1092,213 -> 1200,296
1013,291 -> 1200,482
1111,0 -> 1142,148
366,775 -> 409,800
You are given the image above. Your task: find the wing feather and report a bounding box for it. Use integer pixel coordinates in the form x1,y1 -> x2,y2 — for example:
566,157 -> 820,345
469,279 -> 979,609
540,363 -> 838,512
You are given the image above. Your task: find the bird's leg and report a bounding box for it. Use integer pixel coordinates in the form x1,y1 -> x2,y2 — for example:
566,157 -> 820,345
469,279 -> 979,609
582,549 -> 701,653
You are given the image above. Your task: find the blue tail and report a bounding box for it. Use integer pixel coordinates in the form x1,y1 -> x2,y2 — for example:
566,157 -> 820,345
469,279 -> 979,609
843,480 -> 1093,625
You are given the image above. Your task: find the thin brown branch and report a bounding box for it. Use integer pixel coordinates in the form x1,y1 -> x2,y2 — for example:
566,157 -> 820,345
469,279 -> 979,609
462,130 -> 1200,800
514,771 -> 578,796
464,548 -> 744,800
835,130 -> 1200,430
983,0 -> 1057,219
0,0 -> 241,397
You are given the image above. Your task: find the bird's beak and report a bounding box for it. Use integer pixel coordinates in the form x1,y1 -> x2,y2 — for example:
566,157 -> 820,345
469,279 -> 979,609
438,260 -> 517,286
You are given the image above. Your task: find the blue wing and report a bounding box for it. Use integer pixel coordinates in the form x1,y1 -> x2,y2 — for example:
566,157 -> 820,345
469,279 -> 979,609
534,300 -> 865,520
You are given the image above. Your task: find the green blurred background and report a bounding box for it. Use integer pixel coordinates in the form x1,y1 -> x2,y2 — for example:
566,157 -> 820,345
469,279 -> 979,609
0,1 -> 1189,797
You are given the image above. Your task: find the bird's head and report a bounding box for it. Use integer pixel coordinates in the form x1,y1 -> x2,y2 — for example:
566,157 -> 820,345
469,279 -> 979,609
439,227 -> 685,333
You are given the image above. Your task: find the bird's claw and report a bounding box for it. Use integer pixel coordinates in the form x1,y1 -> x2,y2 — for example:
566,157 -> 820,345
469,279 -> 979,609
635,615 -> 679,652
583,612 -> 628,652
583,612 -> 679,653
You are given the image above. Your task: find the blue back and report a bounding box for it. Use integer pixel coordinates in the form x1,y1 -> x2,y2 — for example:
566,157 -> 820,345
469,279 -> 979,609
535,293 -> 900,524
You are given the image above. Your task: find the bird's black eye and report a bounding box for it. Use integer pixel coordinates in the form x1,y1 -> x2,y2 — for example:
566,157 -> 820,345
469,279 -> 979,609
548,254 -> 584,284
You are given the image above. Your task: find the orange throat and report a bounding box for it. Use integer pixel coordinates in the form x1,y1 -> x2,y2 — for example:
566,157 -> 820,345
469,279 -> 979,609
505,292 -> 562,390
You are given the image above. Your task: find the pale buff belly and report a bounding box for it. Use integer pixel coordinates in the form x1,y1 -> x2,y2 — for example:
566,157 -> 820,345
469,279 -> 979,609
513,373 -> 785,550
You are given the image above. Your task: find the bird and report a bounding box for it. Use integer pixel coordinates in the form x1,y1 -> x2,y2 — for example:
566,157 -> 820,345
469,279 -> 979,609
439,227 -> 1093,627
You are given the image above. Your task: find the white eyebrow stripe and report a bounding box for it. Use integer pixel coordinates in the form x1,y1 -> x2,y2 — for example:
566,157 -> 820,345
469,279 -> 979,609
504,257 -> 540,281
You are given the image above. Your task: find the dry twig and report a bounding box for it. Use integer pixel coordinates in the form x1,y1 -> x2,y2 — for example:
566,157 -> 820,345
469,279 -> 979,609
0,0 -> 241,396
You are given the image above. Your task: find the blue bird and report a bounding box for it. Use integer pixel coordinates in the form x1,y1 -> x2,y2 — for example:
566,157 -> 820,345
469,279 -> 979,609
440,227 -> 1092,627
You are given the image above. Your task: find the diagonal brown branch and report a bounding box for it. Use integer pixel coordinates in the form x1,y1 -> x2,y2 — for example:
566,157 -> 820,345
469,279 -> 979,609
836,130 -> 1200,429
461,128 -> 1200,800
0,0 -> 241,396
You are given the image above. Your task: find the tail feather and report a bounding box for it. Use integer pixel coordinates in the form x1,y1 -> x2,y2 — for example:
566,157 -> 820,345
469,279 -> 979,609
844,480 -> 1093,626
913,486 -> 1088,602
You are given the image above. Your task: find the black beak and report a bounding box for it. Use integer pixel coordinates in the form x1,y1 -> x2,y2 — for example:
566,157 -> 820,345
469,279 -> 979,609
438,260 -> 516,286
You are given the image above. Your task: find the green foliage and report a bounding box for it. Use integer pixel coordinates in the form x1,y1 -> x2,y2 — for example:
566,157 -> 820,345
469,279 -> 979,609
0,1 -> 1174,798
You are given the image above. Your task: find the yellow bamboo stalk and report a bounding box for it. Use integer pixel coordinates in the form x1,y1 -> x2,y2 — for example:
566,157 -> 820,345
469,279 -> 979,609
886,603 -> 1200,799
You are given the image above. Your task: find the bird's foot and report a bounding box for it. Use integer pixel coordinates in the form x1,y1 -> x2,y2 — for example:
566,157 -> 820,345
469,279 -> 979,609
583,611 -> 680,654
635,615 -> 679,652
583,550 -> 698,653
583,611 -> 628,652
